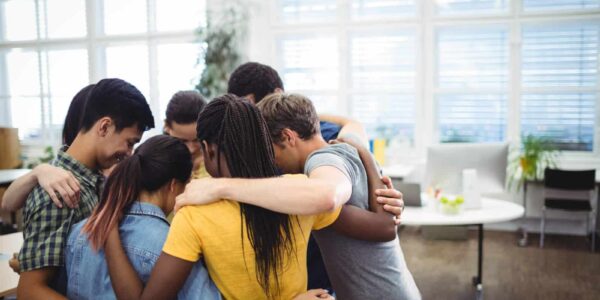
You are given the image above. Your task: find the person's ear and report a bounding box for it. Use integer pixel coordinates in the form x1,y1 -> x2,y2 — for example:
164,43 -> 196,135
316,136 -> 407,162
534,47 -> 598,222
163,121 -> 172,134
202,140 -> 216,159
97,117 -> 113,137
168,178 -> 177,194
280,128 -> 298,147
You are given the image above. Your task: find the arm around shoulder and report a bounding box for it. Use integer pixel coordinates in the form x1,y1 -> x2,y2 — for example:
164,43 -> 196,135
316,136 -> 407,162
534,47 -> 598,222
176,173 -> 348,215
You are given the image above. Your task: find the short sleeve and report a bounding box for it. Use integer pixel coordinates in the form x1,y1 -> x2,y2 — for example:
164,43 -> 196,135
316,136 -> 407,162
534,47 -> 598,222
162,207 -> 203,262
19,187 -> 75,271
312,206 -> 342,230
304,152 -> 352,182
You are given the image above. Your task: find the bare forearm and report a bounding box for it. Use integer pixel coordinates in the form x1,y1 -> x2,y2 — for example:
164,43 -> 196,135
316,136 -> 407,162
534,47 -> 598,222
17,284 -> 67,300
17,268 -> 67,300
105,228 -> 144,300
218,177 -> 341,215
327,141 -> 396,241
357,147 -> 389,216
2,171 -> 38,211
319,114 -> 369,145
339,123 -> 368,146
331,205 -> 397,242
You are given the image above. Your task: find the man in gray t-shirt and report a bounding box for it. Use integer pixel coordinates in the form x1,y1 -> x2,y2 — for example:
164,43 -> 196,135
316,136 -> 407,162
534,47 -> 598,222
305,143 -> 420,300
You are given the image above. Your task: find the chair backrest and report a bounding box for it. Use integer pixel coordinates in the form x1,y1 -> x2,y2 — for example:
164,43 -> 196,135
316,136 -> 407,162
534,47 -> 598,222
544,168 -> 596,201
544,168 -> 595,191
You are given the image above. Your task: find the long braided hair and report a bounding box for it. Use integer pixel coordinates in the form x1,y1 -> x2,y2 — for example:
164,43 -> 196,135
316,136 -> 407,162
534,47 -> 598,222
196,94 -> 296,298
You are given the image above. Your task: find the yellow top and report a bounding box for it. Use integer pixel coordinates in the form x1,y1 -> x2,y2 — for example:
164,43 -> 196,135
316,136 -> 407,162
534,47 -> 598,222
167,164 -> 210,223
162,183 -> 341,299
192,163 -> 210,179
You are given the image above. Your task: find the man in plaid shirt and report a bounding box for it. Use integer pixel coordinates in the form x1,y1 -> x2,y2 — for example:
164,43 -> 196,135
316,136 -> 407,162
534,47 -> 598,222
17,78 -> 155,299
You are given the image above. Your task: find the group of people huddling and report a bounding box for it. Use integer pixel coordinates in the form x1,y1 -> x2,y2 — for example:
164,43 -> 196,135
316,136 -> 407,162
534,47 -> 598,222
2,62 -> 421,300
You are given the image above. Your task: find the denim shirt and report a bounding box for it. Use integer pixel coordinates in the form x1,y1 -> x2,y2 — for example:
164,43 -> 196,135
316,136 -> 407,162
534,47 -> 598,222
65,202 -> 221,300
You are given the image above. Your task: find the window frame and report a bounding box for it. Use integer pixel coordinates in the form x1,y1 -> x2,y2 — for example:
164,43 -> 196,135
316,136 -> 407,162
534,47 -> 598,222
0,0 -> 205,147
263,0 -> 600,159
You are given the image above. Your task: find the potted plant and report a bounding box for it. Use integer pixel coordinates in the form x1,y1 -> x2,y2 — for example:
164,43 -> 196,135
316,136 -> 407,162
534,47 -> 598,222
25,146 -> 55,169
195,5 -> 246,99
508,135 -> 558,190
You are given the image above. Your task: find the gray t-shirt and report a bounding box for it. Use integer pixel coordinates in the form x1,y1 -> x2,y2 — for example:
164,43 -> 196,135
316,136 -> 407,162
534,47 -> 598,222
304,143 -> 420,300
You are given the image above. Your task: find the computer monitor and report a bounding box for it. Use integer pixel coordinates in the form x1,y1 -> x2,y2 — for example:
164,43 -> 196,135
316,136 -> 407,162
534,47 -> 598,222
424,143 -> 509,195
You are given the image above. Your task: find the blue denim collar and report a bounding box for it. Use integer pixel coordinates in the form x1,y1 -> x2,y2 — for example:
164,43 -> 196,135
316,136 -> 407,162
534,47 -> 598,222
125,202 -> 169,225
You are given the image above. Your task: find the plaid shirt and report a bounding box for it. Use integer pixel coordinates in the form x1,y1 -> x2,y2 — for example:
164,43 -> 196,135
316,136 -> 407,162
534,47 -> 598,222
19,147 -> 104,272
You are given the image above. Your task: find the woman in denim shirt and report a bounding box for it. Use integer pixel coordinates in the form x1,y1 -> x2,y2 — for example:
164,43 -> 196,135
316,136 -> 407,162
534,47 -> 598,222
65,135 -> 220,300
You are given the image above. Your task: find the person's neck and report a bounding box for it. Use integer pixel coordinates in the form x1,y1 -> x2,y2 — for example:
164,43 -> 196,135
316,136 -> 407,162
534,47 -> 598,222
298,135 -> 329,170
138,190 -> 167,214
66,134 -> 98,170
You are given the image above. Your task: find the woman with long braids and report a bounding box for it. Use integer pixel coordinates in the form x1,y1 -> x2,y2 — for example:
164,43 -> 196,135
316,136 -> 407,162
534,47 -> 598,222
102,94 -> 338,300
65,135 -> 220,299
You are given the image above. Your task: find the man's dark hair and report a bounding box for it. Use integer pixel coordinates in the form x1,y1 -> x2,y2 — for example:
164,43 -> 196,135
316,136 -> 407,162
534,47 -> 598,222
80,78 -> 154,133
165,90 -> 206,126
62,84 -> 95,146
227,62 -> 284,103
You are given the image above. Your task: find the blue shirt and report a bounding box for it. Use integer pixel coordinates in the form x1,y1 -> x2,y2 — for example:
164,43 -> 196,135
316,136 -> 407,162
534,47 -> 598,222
320,121 -> 341,142
65,202 -> 221,300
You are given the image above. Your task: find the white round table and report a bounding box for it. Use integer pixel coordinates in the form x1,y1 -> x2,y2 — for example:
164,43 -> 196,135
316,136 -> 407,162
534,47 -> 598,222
401,197 -> 524,300
402,197 -> 524,226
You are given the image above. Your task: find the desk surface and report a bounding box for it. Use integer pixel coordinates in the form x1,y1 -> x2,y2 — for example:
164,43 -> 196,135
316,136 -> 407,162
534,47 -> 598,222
381,164 -> 414,179
0,232 -> 22,297
402,198 -> 524,226
0,169 -> 30,186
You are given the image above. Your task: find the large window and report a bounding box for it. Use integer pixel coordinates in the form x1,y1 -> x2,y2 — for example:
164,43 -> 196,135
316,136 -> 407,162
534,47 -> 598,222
0,0 -> 206,143
436,26 -> 509,143
270,0 -> 600,153
520,22 -> 599,151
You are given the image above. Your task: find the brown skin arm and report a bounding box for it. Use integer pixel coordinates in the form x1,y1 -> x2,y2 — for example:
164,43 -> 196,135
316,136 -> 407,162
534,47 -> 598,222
17,267 -> 67,300
104,227 -> 194,300
329,138 -> 397,242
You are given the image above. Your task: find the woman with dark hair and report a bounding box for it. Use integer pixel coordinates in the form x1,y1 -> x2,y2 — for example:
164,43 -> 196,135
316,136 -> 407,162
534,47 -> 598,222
65,135 -> 220,299
1,84 -> 96,213
103,95 -> 337,300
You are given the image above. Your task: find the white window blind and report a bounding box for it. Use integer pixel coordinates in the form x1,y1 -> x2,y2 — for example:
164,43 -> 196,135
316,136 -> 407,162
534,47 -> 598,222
523,0 -> 600,12
271,1 -> 600,153
436,27 -> 509,143
350,32 -> 416,142
351,0 -> 416,19
435,0 -> 509,15
521,23 -> 599,151
521,94 -> 594,151
277,35 -> 339,113
278,0 -> 337,24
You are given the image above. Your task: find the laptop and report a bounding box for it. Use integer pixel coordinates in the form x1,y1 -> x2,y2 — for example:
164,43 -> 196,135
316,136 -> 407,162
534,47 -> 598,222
392,180 -> 424,207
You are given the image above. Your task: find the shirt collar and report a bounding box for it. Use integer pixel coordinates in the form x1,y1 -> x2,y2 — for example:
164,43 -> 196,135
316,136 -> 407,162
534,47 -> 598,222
54,146 -> 104,188
125,202 -> 169,224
